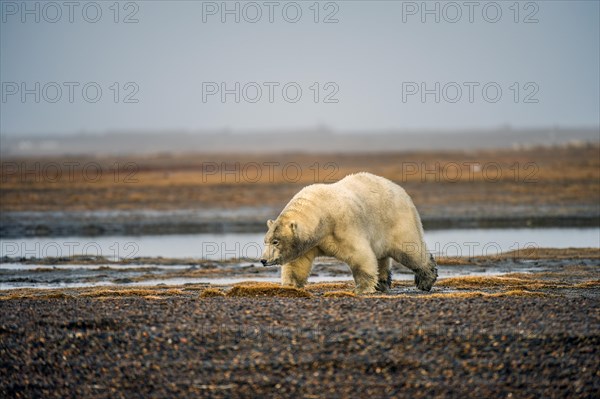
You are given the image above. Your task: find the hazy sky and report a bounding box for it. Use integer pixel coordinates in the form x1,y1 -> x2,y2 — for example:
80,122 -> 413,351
1,0 -> 599,135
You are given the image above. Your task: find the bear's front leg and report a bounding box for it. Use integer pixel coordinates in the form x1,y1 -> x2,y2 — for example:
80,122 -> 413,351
281,248 -> 317,288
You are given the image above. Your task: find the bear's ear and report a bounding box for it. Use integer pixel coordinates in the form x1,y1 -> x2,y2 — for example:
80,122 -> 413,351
290,221 -> 298,235
267,219 -> 274,228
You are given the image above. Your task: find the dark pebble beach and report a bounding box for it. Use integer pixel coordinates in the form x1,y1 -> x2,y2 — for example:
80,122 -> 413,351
1,295 -> 598,398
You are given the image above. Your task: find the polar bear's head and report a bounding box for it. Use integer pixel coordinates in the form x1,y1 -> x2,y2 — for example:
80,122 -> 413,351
260,218 -> 304,266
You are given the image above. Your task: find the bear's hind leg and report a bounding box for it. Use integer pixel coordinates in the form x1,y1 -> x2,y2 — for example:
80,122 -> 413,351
376,258 -> 392,292
392,249 -> 438,292
413,254 -> 437,291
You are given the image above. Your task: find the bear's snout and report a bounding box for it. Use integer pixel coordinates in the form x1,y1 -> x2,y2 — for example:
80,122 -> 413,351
260,259 -> 268,266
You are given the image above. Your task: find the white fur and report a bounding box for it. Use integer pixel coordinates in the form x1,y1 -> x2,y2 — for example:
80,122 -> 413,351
261,172 -> 437,294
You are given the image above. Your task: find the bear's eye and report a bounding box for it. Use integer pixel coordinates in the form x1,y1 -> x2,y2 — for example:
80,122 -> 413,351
272,239 -> 279,245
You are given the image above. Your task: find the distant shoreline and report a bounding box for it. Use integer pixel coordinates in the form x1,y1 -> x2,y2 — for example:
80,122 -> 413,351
2,146 -> 598,237
2,127 -> 598,157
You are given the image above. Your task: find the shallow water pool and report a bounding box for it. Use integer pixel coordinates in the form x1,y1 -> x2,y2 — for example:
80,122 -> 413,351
1,227 -> 598,261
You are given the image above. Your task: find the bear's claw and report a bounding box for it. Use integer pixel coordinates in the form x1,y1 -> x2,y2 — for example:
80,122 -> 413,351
415,266 -> 438,292
375,273 -> 392,292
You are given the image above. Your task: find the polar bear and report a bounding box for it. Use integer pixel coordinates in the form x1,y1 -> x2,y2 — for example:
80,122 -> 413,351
260,172 -> 437,294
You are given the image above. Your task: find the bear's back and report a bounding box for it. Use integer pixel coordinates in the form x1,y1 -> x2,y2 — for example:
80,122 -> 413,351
286,172 -> 415,217
334,172 -> 423,238
336,172 -> 408,200
328,172 -> 415,215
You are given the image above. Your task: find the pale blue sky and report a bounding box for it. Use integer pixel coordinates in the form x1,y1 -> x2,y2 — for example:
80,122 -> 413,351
1,0 -> 599,135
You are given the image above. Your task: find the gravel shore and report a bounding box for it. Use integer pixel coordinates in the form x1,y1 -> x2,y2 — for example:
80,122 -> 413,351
2,250 -> 599,398
1,294 -> 599,398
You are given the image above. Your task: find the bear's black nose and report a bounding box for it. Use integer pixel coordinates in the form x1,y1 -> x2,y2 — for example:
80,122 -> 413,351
260,259 -> 267,266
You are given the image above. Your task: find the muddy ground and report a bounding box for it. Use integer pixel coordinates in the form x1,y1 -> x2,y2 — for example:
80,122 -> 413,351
1,248 -> 599,291
1,249 -> 599,398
